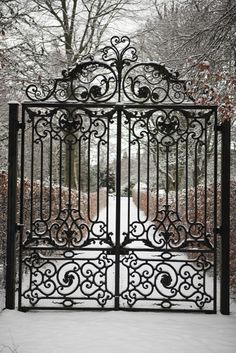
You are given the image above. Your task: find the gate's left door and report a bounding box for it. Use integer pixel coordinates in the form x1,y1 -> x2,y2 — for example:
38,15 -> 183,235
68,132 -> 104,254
18,103 -> 118,310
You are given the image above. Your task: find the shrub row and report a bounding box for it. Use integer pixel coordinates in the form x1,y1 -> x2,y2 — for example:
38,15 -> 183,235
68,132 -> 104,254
0,171 -> 107,310
132,182 -> 236,299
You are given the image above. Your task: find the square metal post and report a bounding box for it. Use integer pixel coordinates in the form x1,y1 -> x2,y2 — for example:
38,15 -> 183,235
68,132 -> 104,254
220,119 -> 230,315
6,102 -> 19,309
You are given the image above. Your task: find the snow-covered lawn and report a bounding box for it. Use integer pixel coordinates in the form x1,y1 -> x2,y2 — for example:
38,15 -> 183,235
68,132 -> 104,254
0,305 -> 236,353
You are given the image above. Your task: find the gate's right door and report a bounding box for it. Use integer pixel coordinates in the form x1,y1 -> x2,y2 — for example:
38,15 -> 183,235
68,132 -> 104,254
118,105 -> 218,312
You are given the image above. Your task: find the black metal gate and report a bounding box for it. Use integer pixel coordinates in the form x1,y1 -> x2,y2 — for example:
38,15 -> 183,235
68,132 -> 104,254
6,36 -> 230,313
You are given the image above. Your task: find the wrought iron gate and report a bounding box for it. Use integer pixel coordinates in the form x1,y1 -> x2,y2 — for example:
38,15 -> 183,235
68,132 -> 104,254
7,36 -> 230,313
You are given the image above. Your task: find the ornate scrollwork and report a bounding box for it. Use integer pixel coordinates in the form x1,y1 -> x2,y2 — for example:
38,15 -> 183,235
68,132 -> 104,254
26,105 -> 113,145
24,106 -> 115,249
20,36 -> 216,312
120,252 -> 213,310
24,189 -> 115,249
124,108 -> 208,151
25,36 -> 193,104
22,251 -> 115,307
146,204 -> 212,250
102,36 -> 137,70
26,61 -> 117,102
121,203 -> 212,251
24,203 -> 90,248
123,63 -> 188,103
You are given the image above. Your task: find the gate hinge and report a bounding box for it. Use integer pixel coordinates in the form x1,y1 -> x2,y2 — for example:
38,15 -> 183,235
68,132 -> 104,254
17,122 -> 25,130
16,223 -> 24,232
215,227 -> 222,236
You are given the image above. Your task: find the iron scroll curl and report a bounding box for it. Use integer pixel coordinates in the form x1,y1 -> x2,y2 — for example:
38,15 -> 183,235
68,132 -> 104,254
25,36 -> 193,104
26,61 -> 118,102
19,35 -> 218,312
122,63 -> 188,104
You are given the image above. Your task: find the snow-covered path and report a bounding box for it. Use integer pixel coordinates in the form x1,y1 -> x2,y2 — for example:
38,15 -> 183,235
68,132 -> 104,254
0,305 -> 236,353
97,195 -> 155,245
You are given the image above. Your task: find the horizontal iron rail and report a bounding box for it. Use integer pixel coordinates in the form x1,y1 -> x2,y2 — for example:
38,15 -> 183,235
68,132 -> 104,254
19,306 -> 216,314
21,247 -> 215,253
22,101 -> 218,110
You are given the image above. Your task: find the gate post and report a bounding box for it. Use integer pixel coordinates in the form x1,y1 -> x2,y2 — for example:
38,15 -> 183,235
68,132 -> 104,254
6,102 -> 19,309
220,119 -> 230,315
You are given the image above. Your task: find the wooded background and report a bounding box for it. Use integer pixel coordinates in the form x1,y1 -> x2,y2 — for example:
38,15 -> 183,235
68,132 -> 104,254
0,0 -> 236,309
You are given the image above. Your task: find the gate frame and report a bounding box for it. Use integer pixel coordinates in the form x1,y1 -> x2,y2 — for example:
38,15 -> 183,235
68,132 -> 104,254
220,119 -> 230,315
6,101 -> 19,309
5,36 -> 231,314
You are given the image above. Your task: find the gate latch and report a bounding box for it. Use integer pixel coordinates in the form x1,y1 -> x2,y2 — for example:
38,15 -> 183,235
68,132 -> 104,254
215,227 -> 222,236
16,223 -> 24,232
17,122 -> 25,130
106,247 -> 129,255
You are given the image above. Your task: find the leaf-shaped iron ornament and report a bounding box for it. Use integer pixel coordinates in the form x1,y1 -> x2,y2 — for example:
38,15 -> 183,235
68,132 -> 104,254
25,36 -> 193,104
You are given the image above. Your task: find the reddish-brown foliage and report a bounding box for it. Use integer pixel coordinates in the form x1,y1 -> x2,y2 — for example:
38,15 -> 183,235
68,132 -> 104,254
133,182 -> 236,299
0,171 -> 107,307
186,61 -> 236,122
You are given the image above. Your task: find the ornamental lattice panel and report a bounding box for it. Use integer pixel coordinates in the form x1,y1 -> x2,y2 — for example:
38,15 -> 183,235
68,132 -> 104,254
14,36 -> 222,312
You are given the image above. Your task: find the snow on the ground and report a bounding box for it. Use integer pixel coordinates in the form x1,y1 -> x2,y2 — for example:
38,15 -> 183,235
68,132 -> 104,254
1,196 -> 235,352
98,195 -> 156,245
0,306 -> 236,353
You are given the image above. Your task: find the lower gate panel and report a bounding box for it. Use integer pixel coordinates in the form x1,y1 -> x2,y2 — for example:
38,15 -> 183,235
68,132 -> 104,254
20,250 -> 115,309
20,249 -> 215,311
119,251 -> 215,312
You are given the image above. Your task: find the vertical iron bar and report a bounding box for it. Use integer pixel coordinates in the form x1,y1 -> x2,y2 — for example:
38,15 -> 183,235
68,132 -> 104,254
97,138 -> 100,221
6,102 -> 19,309
213,108 -> 218,313
175,141 -> 179,214
40,141 -> 44,219
137,142 -> 141,221
58,139 -> 62,217
106,116 -> 110,243
220,119 -> 230,315
78,139 -> 81,214
156,142 -> 159,217
68,143 -> 72,208
18,106 -> 25,311
194,141 -> 198,222
87,137 -> 91,221
146,129 -> 150,221
185,136 -> 189,223
30,118 -> 35,246
48,132 -> 53,220
128,113 -> 131,242
204,118 -> 207,249
115,107 -> 122,309
166,146 -> 169,206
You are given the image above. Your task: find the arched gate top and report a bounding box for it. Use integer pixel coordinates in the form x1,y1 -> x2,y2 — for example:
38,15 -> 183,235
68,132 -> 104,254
26,36 -> 194,104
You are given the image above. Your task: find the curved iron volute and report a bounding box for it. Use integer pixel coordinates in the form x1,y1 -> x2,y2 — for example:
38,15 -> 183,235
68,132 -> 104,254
25,35 -> 193,104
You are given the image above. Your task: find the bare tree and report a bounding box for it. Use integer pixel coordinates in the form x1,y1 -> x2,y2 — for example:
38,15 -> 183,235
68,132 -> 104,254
0,0 -> 149,183
135,0 -> 236,71
1,0 -> 145,78
132,0 -> 236,186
